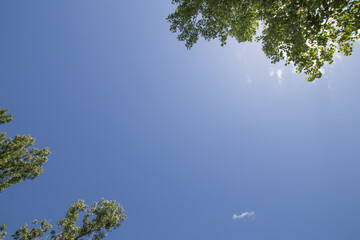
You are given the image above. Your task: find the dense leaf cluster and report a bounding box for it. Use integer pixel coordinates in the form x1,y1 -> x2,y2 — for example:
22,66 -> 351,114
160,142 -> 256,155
5,199 -> 126,240
168,0 -> 360,81
0,109 -> 126,239
0,109 -> 14,125
0,109 -> 50,192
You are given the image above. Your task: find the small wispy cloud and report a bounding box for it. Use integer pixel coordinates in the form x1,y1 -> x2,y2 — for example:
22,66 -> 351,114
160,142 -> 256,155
232,211 -> 256,221
328,52 -> 343,68
276,69 -> 283,85
269,68 -> 275,77
269,68 -> 284,85
334,52 -> 343,61
320,68 -> 325,75
328,78 -> 336,93
246,74 -> 252,84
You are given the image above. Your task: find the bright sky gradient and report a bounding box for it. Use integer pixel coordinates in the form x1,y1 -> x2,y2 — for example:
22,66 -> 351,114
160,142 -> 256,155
1,1 -> 360,240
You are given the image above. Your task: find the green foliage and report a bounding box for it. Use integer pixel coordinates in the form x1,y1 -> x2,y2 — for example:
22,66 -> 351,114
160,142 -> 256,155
11,220 -> 52,240
0,224 -> 7,240
167,0 -> 360,81
0,109 -> 127,239
55,199 -> 126,240
6,199 -> 126,240
0,109 -> 14,125
0,109 -> 50,192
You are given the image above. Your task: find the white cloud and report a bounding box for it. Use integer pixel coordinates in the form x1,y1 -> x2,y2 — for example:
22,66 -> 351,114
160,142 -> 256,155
334,53 -> 342,61
269,68 -> 275,77
246,74 -> 252,84
320,68 -> 325,75
269,68 -> 284,85
328,52 -> 342,70
276,69 -> 283,85
328,79 -> 335,93
232,211 -> 256,221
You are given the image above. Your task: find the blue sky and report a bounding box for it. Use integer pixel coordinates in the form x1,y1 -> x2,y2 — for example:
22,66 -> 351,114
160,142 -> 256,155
1,1 -> 360,239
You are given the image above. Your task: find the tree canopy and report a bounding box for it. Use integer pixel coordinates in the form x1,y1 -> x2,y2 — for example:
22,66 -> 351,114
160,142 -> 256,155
0,199 -> 126,240
167,0 -> 360,81
0,109 -> 127,239
0,109 -> 14,125
0,109 -> 50,192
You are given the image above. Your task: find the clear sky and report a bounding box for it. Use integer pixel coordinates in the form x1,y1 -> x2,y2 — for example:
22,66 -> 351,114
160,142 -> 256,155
1,1 -> 360,239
